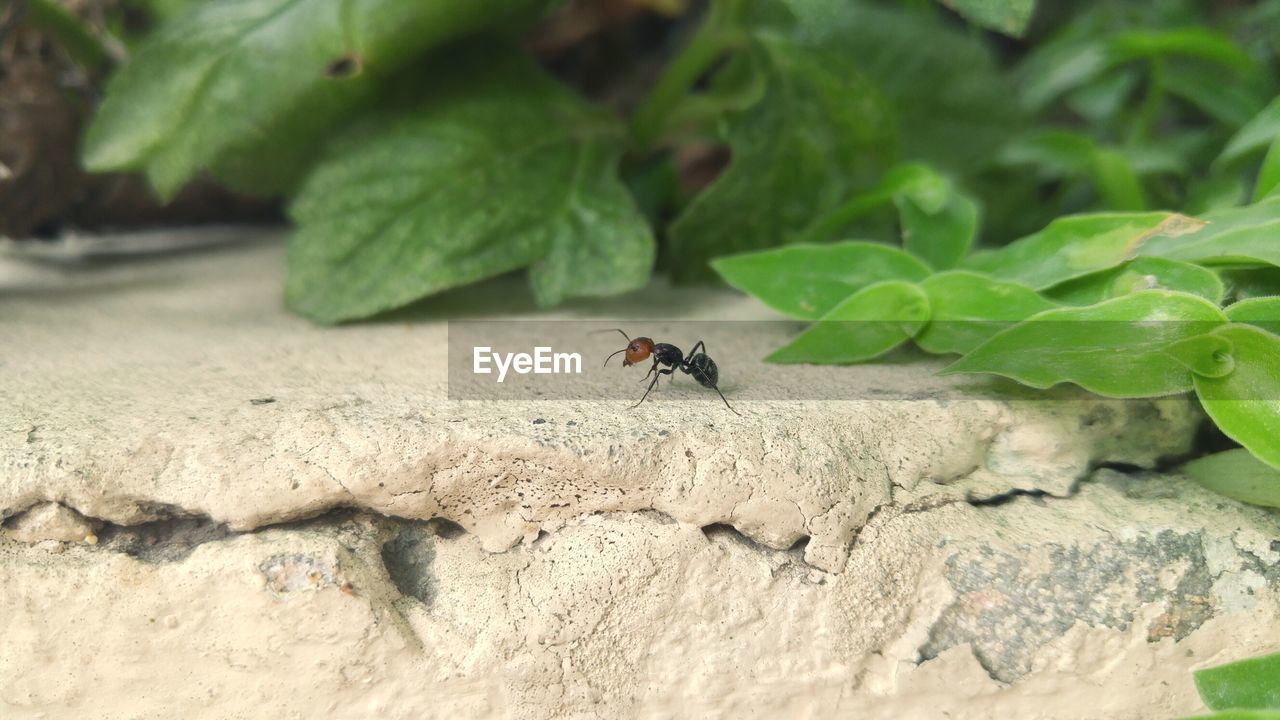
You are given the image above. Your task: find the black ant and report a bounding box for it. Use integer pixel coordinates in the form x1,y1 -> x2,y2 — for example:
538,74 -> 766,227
602,330 -> 740,415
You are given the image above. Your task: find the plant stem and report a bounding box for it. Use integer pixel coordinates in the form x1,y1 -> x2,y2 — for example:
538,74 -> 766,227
630,0 -> 747,150
23,0 -> 116,72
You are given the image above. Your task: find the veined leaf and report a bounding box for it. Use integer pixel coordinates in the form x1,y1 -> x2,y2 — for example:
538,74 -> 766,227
286,48 -> 653,323
1194,651 -> 1280,710
963,212 -> 1204,289
711,241 -> 931,320
916,271 -> 1056,355
1047,257 -> 1224,305
943,290 -> 1228,397
1193,324 -> 1280,469
1185,449 -> 1280,509
83,0 -> 547,198
767,281 -> 930,364
669,0 -> 1017,279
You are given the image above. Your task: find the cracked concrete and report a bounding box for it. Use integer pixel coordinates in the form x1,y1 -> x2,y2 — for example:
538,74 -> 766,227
3,232 -> 1278,718
3,235 -> 1200,573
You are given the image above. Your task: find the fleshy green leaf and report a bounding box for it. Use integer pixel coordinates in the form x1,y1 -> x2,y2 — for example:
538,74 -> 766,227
285,48 -> 653,323
1047,257 -> 1225,305
1225,296 -> 1280,336
963,212 -> 1204,289
1185,449 -> 1280,509
1222,268 -> 1280,301
939,0 -> 1034,37
1194,651 -> 1280,710
915,271 -> 1057,355
1193,324 -> 1280,469
711,241 -> 931,320
1163,334 -> 1235,378
83,0 -> 546,198
1141,197 -> 1280,267
943,290 -> 1228,397
767,281 -> 930,364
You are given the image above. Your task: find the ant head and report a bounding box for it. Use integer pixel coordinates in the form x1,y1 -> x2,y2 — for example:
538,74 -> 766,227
622,337 -> 654,367
603,329 -> 654,368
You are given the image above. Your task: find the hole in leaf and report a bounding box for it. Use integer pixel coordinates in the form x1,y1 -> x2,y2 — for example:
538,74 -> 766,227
325,54 -> 362,79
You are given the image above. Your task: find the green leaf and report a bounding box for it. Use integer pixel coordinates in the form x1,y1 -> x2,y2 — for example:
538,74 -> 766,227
1194,651 -> 1280,710
1141,197 -> 1280,267
1193,324 -> 1280,469
943,291 -> 1228,397
1185,449 -> 1280,509
767,281 -> 930,364
1109,28 -> 1254,69
1182,707 -> 1280,712
1220,96 -> 1280,166
1047,257 -> 1225,305
897,187 -> 979,271
83,0 -> 546,198
1163,333 -> 1236,378
1162,56 -> 1269,129
668,0 -> 1017,280
285,48 -> 653,323
1226,297 -> 1280,334
800,164 -> 978,269
1090,147 -> 1147,210
916,271 -> 1057,355
1015,28 -> 1111,113
1221,268 -> 1280,301
939,0 -> 1034,37
1255,134 -> 1280,202
711,241 -> 931,320
665,23 -> 893,281
963,212 -> 1203,289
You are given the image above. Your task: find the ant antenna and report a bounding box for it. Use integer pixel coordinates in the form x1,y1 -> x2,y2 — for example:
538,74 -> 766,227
599,328 -> 632,367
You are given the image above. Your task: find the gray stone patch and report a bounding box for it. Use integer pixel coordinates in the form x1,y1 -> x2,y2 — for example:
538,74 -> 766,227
380,522 -> 438,605
918,529 -> 1235,682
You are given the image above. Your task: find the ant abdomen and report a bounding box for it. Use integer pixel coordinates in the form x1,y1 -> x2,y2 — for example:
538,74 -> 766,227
683,353 -> 718,389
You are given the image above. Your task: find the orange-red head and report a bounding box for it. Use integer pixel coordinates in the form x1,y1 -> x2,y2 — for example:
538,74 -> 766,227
621,337 -> 654,367
603,330 -> 654,368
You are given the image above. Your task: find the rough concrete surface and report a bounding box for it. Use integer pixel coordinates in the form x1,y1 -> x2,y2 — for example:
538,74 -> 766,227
2,231 -> 1277,719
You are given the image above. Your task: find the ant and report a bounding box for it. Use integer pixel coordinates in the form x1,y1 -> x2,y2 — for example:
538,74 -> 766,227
602,329 -> 740,415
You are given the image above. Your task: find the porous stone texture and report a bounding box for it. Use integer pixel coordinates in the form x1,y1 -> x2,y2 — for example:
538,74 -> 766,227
3,474 -> 1278,719
3,232 -> 1276,719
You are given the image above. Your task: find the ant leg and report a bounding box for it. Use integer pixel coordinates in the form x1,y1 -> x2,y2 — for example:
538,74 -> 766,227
712,384 -> 741,416
683,341 -> 706,365
631,368 -> 674,409
639,358 -> 659,383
